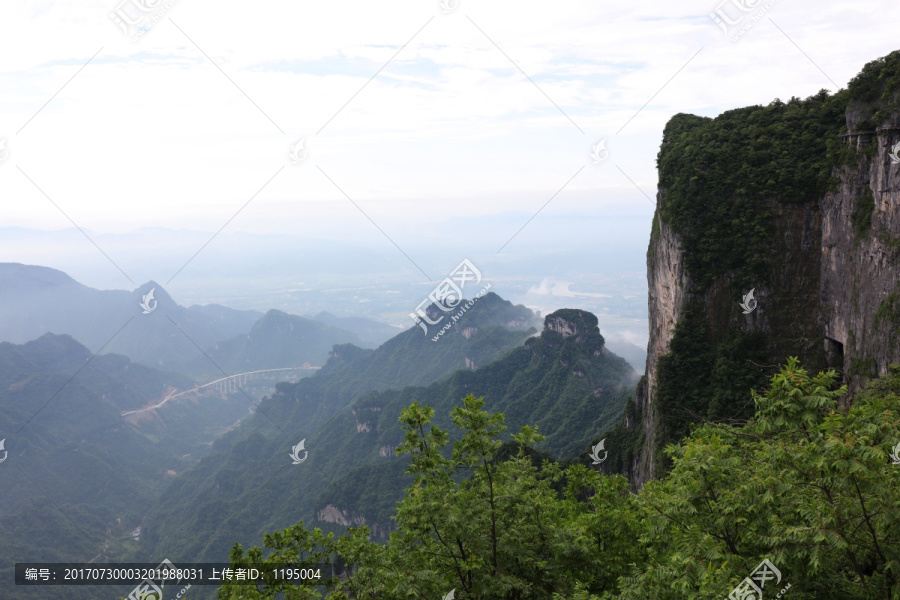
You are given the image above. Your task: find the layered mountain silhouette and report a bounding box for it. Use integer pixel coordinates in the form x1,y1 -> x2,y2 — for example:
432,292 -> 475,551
139,304 -> 636,587
0,264 -> 368,377
310,308 -> 638,536
183,309 -> 365,380
140,293 -> 543,568
312,311 -> 402,347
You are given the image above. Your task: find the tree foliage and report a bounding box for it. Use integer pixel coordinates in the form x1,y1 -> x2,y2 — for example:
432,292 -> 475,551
224,362 -> 900,600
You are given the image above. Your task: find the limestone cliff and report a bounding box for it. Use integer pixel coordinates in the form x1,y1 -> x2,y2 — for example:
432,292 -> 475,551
623,51 -> 900,488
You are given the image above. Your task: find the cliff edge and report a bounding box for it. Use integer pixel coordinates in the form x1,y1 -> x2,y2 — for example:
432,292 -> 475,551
621,50 -> 900,488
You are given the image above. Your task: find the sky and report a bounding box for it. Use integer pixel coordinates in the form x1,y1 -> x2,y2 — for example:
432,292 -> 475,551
0,0 -> 897,336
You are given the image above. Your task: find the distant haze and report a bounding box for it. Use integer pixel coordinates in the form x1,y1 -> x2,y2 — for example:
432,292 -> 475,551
0,221 -> 651,352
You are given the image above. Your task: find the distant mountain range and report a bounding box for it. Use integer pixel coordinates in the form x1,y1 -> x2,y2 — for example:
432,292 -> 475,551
312,308 -> 639,536
0,263 -> 395,379
140,292 -> 543,568
182,309 -> 364,380
0,263 -> 644,600
140,303 -> 637,591
312,311 -> 402,348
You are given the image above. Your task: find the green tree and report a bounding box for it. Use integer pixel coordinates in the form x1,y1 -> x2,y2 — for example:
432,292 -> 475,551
219,364 -> 900,600
613,359 -> 900,599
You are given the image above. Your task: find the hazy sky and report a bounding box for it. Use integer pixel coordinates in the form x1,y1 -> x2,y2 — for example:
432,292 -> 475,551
0,0 -> 898,341
2,1 -> 895,235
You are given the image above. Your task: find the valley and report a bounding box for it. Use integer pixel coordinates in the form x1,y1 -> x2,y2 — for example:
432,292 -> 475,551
1,18 -> 899,599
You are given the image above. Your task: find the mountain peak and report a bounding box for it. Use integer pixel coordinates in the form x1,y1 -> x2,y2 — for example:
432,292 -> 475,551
134,282 -> 175,308
544,309 -> 599,339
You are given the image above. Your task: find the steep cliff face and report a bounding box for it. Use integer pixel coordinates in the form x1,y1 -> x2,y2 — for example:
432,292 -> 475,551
633,210 -> 690,483
625,51 -> 900,488
822,125 -> 900,387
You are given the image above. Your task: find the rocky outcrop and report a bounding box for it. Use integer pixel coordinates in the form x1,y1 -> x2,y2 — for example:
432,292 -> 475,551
316,504 -> 393,539
821,125 -> 900,389
628,54 -> 900,488
632,210 -> 692,484
544,309 -> 601,341
317,505 -> 366,527
352,406 -> 380,434
378,445 -> 396,457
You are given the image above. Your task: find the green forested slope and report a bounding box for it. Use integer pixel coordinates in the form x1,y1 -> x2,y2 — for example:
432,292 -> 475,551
221,359 -> 900,600
0,335 -> 198,600
139,293 -> 540,572
312,308 -> 636,530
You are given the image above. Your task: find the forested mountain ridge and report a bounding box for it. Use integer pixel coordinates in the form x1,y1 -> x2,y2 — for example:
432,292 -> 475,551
610,50 -> 900,488
183,309 -> 364,380
312,311 -> 402,347
139,292 -> 540,570
311,308 -> 637,536
0,334 -> 200,600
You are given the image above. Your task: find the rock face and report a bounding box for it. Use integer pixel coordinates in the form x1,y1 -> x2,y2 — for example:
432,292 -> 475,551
636,210 -> 691,482
821,124 -> 900,388
627,53 -> 900,489
544,309 -> 601,342
316,504 -> 393,539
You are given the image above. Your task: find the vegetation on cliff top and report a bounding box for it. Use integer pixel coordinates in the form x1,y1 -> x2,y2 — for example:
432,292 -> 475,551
847,49 -> 900,125
657,89 -> 847,292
